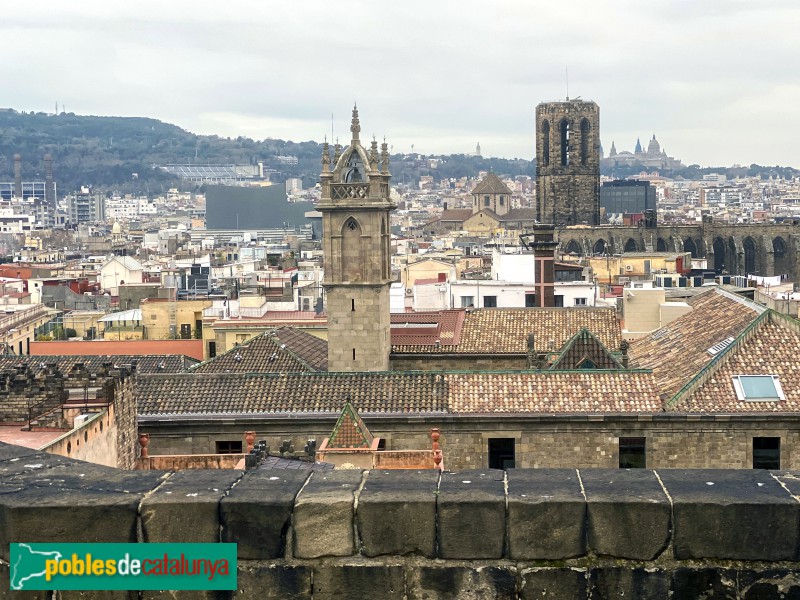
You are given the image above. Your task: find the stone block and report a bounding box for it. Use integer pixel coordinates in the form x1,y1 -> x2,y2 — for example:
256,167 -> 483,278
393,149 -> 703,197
671,568 -> 737,600
589,568 -> 669,599
507,469 -> 585,560
236,564 -> 311,600
0,466 -> 165,561
580,469 -> 670,560
521,568 -> 587,600
438,470 -> 505,559
312,565 -> 404,600
141,470 -> 243,543
356,470 -> 438,558
738,569 -> 800,599
407,566 -> 517,600
293,470 -> 362,558
658,469 -> 799,560
220,470 -> 308,559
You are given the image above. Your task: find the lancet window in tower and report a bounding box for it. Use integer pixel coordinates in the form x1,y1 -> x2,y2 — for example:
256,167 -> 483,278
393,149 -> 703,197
343,152 -> 364,183
580,118 -> 590,166
560,119 -> 570,166
542,120 -> 550,166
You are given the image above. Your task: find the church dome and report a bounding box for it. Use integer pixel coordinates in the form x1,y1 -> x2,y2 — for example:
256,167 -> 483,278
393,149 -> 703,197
647,134 -> 661,156
111,221 -> 122,234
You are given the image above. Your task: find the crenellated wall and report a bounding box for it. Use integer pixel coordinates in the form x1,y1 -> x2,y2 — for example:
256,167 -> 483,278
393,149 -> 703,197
3,441 -> 800,598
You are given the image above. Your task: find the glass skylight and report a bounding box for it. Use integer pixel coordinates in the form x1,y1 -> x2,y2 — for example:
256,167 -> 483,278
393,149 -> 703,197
732,375 -> 785,401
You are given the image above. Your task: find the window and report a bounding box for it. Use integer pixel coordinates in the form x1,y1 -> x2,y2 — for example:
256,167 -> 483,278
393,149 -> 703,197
644,259 -> 651,275
619,437 -> 646,468
733,376 -> 785,401
574,298 -> 587,306
753,437 -> 780,469
488,438 -> 515,470
180,324 -> 192,339
484,196 -> 490,207
216,440 -> 243,454
208,341 -> 216,358
554,295 -> 564,307
499,196 -> 505,206
483,295 -> 497,308
460,296 -> 475,308
525,293 -> 536,307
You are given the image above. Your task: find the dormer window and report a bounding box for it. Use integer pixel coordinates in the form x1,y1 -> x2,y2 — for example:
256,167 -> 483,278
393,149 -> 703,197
732,375 -> 785,401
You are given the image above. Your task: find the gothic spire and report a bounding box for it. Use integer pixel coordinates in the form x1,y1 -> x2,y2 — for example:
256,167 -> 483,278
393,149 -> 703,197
333,137 -> 342,164
321,136 -> 330,172
369,137 -> 379,168
380,138 -> 390,174
350,104 -> 361,143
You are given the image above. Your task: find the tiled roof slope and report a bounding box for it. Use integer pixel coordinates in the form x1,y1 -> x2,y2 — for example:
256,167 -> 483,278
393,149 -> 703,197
392,308 -> 621,354
672,312 -> 800,413
628,289 -> 764,400
0,354 -> 189,375
137,369 -> 661,416
548,328 -> 623,370
472,172 -> 513,195
502,208 -> 539,221
390,310 -> 465,347
192,327 -> 326,373
437,209 -> 473,222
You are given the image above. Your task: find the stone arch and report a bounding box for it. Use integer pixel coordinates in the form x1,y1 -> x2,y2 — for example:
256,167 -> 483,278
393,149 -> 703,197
624,238 -> 639,253
580,118 -> 590,166
341,217 -> 363,282
683,238 -> 699,258
335,145 -> 370,183
656,238 -> 668,252
559,118 -> 570,166
773,236 -> 789,276
541,120 -> 550,166
565,239 -> 582,255
743,236 -> 757,275
712,237 -> 726,273
593,239 -> 607,255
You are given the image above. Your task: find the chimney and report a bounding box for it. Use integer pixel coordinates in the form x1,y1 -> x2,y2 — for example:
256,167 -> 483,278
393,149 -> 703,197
443,201 -> 448,211
522,224 -> 559,308
13,154 -> 22,199
44,153 -> 55,208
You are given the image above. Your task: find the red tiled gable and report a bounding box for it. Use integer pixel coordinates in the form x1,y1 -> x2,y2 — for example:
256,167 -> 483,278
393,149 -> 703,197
629,289 -> 764,400
671,313 -> 800,413
327,402 -> 374,448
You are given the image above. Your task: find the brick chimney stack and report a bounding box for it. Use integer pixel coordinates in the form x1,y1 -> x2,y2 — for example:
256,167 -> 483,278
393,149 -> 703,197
13,154 -> 22,200
522,224 -> 559,307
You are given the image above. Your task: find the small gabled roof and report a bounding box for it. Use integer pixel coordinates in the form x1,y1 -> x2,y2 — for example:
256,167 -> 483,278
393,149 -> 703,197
327,402 -> 374,449
101,255 -> 143,271
472,172 -> 513,196
549,328 -> 623,370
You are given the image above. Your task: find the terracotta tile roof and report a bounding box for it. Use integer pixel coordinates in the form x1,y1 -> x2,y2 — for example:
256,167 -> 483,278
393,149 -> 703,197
327,402 -> 374,448
629,289 -> 764,400
437,209 -> 473,222
671,312 -> 800,413
391,310 -> 465,347
137,369 -> 661,416
192,327 -> 326,374
392,308 -> 621,354
548,328 -> 623,370
502,208 -> 539,221
0,354 -> 189,375
472,172 -> 513,196
447,371 -> 661,413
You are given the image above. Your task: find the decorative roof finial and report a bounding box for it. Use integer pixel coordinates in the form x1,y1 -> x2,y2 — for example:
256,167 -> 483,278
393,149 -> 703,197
380,137 -> 390,174
350,103 -> 360,142
369,136 -> 379,168
321,137 -> 330,172
333,137 -> 341,163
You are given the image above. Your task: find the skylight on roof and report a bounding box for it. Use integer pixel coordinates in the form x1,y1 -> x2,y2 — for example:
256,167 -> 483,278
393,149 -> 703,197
650,328 -> 670,341
732,375 -> 785,401
708,337 -> 735,356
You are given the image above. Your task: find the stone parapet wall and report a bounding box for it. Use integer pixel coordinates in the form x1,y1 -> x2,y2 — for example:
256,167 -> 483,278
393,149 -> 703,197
2,441 -> 800,598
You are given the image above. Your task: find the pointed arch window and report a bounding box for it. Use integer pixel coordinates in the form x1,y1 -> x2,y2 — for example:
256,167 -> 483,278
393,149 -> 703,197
560,119 -> 570,166
580,118 -> 590,166
541,120 -> 550,166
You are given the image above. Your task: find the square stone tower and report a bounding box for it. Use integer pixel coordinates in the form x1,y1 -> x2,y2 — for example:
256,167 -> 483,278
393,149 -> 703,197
535,99 -> 600,226
317,106 -> 395,372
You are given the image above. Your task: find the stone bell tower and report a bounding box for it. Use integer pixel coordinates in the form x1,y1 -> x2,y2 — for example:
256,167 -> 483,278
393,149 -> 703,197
318,106 -> 395,372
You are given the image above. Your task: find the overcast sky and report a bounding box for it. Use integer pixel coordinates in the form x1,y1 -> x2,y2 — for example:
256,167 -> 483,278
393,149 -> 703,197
3,1 -> 799,167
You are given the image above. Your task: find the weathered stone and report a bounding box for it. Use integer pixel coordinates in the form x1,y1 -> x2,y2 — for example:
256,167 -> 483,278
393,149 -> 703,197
507,468 -> 585,559
589,568 -> 669,599
521,568 -> 588,600
738,569 -> 800,599
658,469 -> 799,560
407,566 -> 516,600
671,568 -> 737,600
312,565 -> 404,600
141,470 -> 242,543
580,468 -> 670,560
293,470 -> 362,558
356,470 -> 438,557
236,564 -> 311,600
438,470 -> 505,559
220,470 -> 308,559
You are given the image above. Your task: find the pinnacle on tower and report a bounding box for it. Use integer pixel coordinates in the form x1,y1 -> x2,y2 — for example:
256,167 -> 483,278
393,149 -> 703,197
350,104 -> 360,143
321,137 -> 331,172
